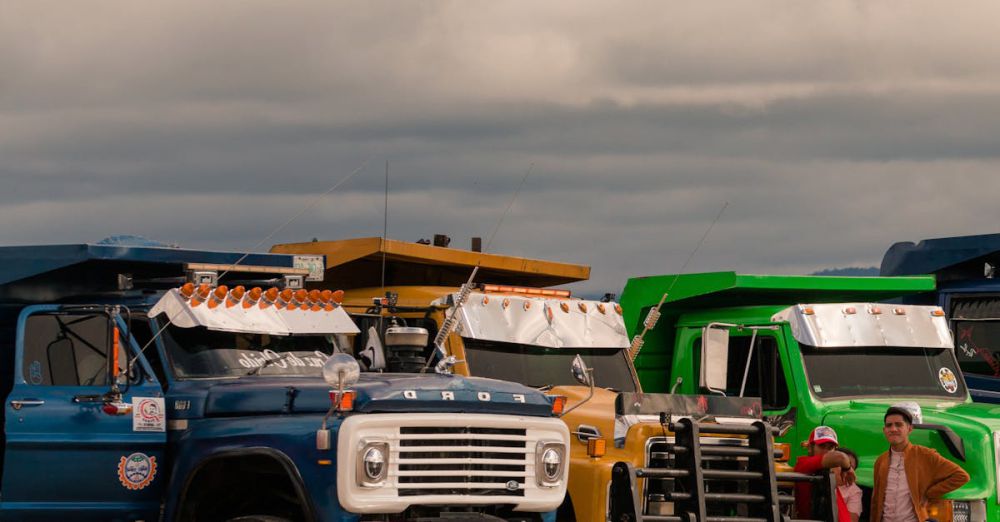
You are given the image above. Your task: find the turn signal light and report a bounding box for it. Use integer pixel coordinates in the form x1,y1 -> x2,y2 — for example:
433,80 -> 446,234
550,396 -> 567,415
482,284 -> 571,298
587,438 -> 607,458
774,442 -> 791,462
331,390 -> 356,411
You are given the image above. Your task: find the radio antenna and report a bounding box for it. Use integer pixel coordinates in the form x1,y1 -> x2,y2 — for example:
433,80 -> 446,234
379,160 -> 389,333
628,200 -> 729,362
129,159 -> 371,371
425,163 -> 535,372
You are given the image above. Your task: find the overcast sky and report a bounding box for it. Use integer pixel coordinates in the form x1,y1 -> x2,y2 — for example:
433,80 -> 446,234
3,1 -> 1000,294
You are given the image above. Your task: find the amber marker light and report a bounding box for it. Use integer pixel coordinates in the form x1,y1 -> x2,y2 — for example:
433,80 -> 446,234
259,287 -> 279,309
331,390 -> 356,412
802,307 -> 815,315
587,438 -> 607,458
773,442 -> 791,462
191,284 -> 212,307
893,307 -> 906,315
578,302 -> 588,313
330,289 -> 345,304
277,288 -> 294,310
597,303 -> 606,314
179,282 -> 195,300
226,286 -> 245,308
560,302 -> 570,313
550,396 -> 567,416
243,287 -> 263,309
614,304 -> 623,315
844,306 -> 857,315
207,285 -> 229,309
317,459 -> 333,466
869,306 -> 882,315
931,309 -> 946,317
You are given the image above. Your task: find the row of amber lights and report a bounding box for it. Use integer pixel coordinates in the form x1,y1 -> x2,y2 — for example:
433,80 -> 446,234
801,305 -> 945,317
178,282 -> 345,311
480,287 -> 623,316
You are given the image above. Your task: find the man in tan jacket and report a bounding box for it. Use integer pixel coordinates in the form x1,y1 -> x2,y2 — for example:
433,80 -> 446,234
870,405 -> 969,522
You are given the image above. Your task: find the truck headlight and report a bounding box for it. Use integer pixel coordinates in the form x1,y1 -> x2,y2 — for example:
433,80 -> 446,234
535,441 -> 565,487
357,441 -> 389,487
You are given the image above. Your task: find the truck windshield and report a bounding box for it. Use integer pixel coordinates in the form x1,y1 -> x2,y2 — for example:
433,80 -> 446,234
462,338 -> 637,391
801,345 -> 967,399
160,324 -> 342,379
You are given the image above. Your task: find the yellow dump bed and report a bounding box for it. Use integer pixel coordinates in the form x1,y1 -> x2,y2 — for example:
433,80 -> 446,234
271,237 -> 590,289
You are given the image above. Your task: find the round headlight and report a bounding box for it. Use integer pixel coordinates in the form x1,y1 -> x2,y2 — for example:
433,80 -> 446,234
542,448 -> 561,480
363,447 -> 386,481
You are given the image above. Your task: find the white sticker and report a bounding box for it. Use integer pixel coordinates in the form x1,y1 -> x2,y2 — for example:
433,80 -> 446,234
938,367 -> 959,394
133,397 -> 166,432
813,385 -> 823,393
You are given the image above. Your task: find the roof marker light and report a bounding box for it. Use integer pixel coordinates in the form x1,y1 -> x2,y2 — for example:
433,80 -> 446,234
482,296 -> 490,305
931,309 -> 946,317
259,287 -> 279,309
331,289 -> 345,304
243,287 -> 262,309
319,289 -> 333,304
802,307 -> 815,315
869,306 -> 882,315
844,307 -> 857,315
545,306 -> 554,322
482,284 -> 571,298
277,288 -> 294,310
226,286 -> 245,308
179,283 -> 195,301
578,302 -> 588,313
524,301 -> 532,311
614,304 -> 623,315
892,307 -> 906,315
597,303 -> 606,314
290,289 -> 309,311
207,285 -> 228,309
191,284 -> 212,307
308,290 -> 323,310
502,298 -> 510,310
560,302 -> 570,313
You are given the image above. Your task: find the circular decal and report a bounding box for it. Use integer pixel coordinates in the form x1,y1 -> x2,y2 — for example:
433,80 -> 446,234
28,360 -> 43,385
118,452 -> 157,490
938,367 -> 959,394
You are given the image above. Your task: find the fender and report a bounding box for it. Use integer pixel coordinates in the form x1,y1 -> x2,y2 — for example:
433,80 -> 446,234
171,447 -> 317,522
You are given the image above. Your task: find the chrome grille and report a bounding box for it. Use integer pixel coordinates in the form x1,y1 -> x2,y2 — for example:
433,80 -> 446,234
395,426 -> 529,497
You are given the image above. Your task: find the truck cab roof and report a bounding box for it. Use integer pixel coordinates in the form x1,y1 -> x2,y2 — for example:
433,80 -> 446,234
0,242 -> 307,303
271,237 -> 589,289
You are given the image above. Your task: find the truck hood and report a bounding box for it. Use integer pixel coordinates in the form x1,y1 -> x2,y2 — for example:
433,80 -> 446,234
822,398 -> 1000,499
197,373 -> 554,417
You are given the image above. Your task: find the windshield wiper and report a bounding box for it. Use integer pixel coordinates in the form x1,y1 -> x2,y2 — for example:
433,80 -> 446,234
246,353 -> 289,376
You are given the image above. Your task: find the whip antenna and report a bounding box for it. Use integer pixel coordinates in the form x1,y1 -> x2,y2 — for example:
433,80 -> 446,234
129,159 -> 371,371
425,163 -> 535,373
629,201 -> 729,361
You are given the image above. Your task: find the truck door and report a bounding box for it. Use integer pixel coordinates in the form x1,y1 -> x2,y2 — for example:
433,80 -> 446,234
699,325 -> 798,449
1,305 -> 167,521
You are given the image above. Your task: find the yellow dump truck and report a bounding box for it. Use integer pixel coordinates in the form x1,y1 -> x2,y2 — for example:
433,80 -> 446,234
272,237 -> 824,522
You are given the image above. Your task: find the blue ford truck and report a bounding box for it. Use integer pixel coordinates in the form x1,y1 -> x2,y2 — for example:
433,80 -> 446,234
882,233 -> 1000,403
0,240 -> 569,521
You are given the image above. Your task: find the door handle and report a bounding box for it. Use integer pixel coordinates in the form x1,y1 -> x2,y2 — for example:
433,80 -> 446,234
10,399 -> 45,410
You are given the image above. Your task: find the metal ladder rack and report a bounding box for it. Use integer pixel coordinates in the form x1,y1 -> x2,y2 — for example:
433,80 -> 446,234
609,417 -> 838,522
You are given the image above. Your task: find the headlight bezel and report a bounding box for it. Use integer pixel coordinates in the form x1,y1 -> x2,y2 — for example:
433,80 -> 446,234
535,440 -> 565,488
356,440 -> 389,487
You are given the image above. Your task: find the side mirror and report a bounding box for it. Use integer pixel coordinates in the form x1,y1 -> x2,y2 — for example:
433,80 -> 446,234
701,326 -> 730,392
322,353 -> 361,390
571,354 -> 593,387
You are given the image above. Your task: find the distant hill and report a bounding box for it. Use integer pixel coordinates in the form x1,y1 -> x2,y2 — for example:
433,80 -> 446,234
811,266 -> 880,277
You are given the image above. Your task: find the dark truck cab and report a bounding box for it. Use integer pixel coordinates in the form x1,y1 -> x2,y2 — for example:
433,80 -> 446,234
883,233 -> 1000,404
0,241 -> 569,522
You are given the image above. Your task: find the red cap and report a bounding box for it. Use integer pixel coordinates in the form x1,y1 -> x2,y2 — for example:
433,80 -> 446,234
808,425 -> 838,446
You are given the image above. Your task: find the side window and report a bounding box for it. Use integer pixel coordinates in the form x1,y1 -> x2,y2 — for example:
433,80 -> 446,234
128,317 -> 167,386
723,335 -> 789,411
22,313 -> 111,386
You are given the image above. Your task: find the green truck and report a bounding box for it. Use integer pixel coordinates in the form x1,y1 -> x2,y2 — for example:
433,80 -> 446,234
620,272 -> 999,522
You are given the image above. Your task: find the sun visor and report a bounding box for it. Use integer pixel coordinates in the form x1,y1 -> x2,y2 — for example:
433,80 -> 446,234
149,289 -> 360,335
772,303 -> 952,349
454,292 -> 629,348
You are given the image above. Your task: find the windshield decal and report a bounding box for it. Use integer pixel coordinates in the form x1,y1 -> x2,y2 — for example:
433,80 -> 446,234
237,349 -> 328,370
938,367 -> 959,394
